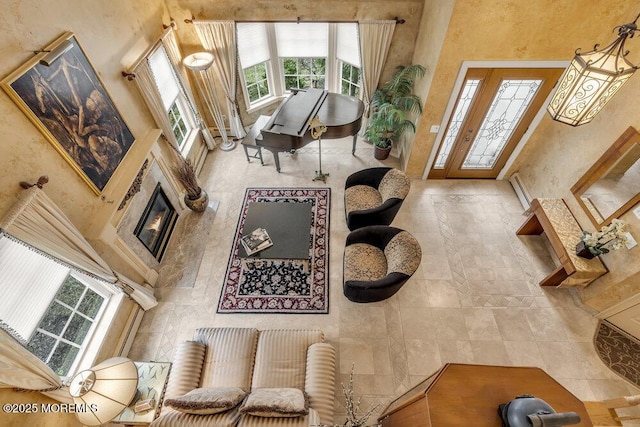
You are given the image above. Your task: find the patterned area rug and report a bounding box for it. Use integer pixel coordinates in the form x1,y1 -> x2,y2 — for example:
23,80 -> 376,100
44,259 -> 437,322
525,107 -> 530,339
218,188 -> 330,314
594,320 -> 640,388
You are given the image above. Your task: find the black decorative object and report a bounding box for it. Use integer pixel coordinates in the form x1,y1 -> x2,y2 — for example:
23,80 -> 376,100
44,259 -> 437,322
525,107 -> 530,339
118,159 -> 149,210
575,240 -> 596,259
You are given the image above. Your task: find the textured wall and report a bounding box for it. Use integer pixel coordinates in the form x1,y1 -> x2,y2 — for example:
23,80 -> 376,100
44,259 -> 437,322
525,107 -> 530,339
402,0 -> 640,312
0,0 -> 169,233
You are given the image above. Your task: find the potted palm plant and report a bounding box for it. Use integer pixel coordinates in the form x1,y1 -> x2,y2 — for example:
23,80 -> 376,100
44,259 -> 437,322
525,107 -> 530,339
173,157 -> 209,212
364,64 -> 425,160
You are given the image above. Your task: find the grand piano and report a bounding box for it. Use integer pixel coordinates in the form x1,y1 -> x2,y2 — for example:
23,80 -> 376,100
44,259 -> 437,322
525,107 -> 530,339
256,88 -> 365,172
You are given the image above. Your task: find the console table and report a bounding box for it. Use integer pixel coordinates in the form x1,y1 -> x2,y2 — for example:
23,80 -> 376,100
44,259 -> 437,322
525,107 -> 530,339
516,198 -> 607,287
378,364 -> 593,427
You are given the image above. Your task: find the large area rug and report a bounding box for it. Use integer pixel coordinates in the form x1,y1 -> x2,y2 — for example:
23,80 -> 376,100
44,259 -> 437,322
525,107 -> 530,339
218,188 -> 330,314
594,320 -> 640,388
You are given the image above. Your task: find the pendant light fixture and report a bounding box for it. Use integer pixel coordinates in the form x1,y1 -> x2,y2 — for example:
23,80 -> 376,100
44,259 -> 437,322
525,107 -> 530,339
547,13 -> 640,126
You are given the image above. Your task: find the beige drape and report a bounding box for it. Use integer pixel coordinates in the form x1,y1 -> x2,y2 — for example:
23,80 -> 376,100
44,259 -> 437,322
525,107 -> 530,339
0,187 -> 157,311
132,58 -> 181,151
193,20 -> 246,138
162,29 -> 217,150
0,328 -> 72,403
358,20 -> 396,133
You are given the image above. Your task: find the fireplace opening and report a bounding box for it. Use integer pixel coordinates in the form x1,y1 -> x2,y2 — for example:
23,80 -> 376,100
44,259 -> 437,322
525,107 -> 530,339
134,183 -> 178,261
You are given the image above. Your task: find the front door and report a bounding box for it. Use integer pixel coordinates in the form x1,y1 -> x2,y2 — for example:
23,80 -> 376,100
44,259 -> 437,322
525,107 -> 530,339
429,68 -> 563,179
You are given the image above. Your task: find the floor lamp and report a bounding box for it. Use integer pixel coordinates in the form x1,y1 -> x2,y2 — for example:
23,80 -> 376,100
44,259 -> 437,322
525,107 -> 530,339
183,52 -> 236,151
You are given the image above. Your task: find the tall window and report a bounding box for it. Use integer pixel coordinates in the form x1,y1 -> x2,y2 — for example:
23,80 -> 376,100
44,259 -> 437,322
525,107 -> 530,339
340,62 -> 361,97
283,58 -> 326,90
148,47 -> 196,149
237,22 -> 361,109
244,63 -> 270,103
27,274 -> 107,376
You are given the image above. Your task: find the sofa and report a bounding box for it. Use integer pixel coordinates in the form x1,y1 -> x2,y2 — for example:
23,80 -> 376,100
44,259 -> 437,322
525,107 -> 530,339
151,327 -> 336,427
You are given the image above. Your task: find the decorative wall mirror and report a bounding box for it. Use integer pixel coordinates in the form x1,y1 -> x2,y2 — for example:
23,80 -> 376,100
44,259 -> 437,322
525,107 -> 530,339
571,126 -> 640,227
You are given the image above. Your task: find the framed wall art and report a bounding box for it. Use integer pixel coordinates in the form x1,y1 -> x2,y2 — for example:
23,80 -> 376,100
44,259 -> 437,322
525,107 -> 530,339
1,32 -> 135,195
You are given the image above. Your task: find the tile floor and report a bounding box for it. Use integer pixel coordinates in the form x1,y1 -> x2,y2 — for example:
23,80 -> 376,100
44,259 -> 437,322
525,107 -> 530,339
128,135 -> 639,423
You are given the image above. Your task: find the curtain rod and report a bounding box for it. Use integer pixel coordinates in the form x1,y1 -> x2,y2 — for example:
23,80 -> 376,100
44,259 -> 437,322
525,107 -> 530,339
185,16 -> 405,24
122,21 -> 177,80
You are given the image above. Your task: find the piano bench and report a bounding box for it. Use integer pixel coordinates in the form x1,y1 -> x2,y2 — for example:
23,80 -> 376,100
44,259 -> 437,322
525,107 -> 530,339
241,142 -> 264,165
241,115 -> 270,165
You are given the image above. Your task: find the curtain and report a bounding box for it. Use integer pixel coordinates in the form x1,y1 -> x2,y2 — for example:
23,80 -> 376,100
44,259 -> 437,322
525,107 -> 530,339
0,187 -> 157,311
193,20 -> 246,139
358,20 -> 396,133
0,328 -> 72,403
132,58 -> 181,151
162,29 -> 217,150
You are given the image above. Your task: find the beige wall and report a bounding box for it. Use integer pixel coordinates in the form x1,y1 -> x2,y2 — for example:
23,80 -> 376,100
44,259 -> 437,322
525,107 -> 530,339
403,0 -> 640,312
0,2 -> 168,424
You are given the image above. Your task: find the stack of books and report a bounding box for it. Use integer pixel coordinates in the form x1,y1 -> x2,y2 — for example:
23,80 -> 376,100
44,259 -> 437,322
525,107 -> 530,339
241,227 -> 273,255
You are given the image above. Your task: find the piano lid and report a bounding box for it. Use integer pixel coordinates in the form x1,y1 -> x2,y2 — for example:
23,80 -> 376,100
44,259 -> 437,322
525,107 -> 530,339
267,88 -> 327,136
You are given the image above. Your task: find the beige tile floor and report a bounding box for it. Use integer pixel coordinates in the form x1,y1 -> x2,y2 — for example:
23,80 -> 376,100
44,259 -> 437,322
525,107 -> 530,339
128,135 -> 639,423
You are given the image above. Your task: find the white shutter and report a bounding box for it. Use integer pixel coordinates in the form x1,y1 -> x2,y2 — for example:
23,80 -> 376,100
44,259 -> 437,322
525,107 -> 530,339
0,237 -> 70,341
237,22 -> 271,68
148,46 -> 180,110
275,23 -> 328,57
336,23 -> 360,67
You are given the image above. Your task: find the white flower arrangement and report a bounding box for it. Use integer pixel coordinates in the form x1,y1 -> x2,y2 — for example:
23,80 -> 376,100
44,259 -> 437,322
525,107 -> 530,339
580,218 -> 629,255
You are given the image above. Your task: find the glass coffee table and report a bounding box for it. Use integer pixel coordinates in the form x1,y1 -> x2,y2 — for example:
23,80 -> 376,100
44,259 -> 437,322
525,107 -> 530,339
239,201 -> 313,260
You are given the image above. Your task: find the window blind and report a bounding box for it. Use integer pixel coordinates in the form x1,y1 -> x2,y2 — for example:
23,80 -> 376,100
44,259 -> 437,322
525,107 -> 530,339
0,236 -> 70,341
336,23 -> 361,67
275,22 -> 329,57
148,46 -> 180,110
237,22 -> 271,68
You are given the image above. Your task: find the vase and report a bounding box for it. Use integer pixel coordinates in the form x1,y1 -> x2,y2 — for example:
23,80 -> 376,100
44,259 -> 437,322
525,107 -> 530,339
184,189 -> 208,212
374,145 -> 391,160
575,240 -> 595,259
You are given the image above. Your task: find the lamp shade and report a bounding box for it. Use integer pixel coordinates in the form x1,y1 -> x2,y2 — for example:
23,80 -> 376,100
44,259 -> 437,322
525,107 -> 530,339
547,16 -> 639,126
69,357 -> 138,426
183,52 -> 214,71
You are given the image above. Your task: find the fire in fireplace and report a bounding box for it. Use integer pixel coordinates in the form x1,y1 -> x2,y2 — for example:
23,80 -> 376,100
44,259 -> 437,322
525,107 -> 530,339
134,183 -> 178,261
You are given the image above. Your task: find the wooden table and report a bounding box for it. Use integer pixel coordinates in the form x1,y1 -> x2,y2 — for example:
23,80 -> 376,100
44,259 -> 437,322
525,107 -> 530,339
516,198 -> 607,287
378,364 -> 593,427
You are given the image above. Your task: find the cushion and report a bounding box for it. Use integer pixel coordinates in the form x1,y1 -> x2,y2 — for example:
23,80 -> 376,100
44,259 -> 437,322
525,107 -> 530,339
163,340 -> 206,400
251,329 -> 323,389
345,185 -> 383,214
164,387 -> 246,415
378,168 -> 410,201
344,243 -> 388,282
384,231 -> 422,275
239,388 -> 308,417
193,327 -> 259,390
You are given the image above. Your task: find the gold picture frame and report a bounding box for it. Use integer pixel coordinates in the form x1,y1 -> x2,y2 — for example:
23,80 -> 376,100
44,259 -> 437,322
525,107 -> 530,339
1,32 -> 135,195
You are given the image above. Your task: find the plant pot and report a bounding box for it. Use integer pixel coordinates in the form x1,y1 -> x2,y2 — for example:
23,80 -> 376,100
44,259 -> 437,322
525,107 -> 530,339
575,240 -> 595,259
374,145 -> 391,160
184,189 -> 208,212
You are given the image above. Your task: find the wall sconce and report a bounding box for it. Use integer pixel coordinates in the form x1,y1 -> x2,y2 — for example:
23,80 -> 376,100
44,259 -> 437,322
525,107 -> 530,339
547,14 -> 640,126
69,357 -> 138,426
183,52 -> 236,151
34,39 -> 73,67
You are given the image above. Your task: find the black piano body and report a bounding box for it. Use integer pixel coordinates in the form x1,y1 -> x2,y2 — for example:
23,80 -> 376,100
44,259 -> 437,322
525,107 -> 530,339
257,88 -> 365,172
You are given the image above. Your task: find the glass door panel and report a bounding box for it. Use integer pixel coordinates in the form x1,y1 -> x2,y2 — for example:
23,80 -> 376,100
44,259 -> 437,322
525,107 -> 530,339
461,79 -> 542,169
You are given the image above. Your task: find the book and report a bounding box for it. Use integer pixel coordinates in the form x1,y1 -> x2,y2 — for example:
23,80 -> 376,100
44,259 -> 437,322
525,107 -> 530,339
241,227 -> 273,255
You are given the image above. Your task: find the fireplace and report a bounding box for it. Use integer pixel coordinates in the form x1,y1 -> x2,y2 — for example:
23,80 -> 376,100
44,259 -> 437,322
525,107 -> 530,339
134,183 -> 178,261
